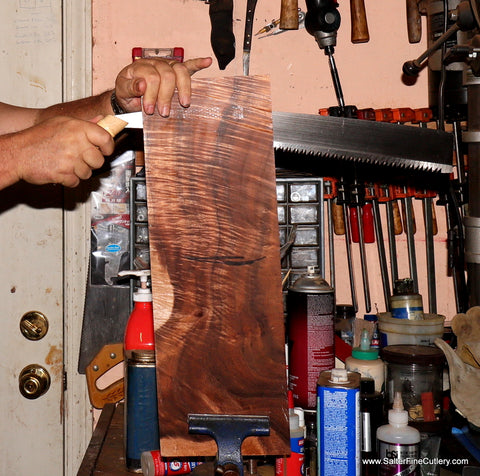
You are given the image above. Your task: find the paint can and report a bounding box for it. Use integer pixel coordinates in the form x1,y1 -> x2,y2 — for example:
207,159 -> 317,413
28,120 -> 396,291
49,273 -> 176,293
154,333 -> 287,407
287,266 -> 335,409
317,368 -> 361,476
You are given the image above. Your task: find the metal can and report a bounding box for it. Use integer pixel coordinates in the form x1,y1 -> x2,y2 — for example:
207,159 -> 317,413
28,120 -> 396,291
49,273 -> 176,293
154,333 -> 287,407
287,266 -> 335,409
390,278 -> 424,320
126,349 -> 160,472
141,450 -> 202,476
317,369 -> 361,476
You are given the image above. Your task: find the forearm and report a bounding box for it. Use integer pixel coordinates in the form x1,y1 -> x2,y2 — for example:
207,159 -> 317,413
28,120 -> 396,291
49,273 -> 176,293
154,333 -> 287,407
37,90 -> 113,123
0,133 -> 24,190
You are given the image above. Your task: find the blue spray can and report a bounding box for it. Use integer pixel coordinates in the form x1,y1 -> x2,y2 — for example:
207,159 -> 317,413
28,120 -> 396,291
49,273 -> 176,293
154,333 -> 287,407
317,368 -> 361,476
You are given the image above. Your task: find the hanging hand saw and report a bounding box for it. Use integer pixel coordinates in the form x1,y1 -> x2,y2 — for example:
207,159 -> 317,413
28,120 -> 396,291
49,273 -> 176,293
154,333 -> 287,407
113,110 -> 453,173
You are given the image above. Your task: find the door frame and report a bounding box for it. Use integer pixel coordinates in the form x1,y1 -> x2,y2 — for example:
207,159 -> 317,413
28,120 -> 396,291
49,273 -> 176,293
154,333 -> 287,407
63,1 -> 94,474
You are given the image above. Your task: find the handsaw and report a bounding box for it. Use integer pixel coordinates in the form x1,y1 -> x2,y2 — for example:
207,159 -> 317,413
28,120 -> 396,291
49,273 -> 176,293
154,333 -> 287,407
116,109 -> 453,174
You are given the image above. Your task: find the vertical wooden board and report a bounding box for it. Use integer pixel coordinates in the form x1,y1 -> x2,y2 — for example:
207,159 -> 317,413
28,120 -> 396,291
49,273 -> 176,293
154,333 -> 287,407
143,75 -> 289,457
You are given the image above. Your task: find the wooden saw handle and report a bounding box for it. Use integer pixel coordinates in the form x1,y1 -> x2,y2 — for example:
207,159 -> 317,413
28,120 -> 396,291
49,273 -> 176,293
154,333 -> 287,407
350,0 -> 369,43
280,0 -> 299,30
85,343 -> 124,409
97,114 -> 128,137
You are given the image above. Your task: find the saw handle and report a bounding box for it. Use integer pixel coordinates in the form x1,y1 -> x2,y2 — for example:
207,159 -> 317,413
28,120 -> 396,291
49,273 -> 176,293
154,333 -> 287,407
406,0 -> 422,43
86,343 -> 124,409
350,0 -> 369,43
280,0 -> 299,29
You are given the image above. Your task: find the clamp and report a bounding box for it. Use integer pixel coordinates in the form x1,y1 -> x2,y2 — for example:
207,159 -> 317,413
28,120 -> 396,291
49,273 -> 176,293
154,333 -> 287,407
188,414 -> 270,476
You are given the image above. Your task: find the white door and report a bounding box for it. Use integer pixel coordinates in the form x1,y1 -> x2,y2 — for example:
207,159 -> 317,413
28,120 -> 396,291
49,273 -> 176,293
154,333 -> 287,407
0,2 -> 92,475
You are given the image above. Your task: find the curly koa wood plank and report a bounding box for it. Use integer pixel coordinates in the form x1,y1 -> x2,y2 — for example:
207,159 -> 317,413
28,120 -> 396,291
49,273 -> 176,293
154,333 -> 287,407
143,75 -> 289,457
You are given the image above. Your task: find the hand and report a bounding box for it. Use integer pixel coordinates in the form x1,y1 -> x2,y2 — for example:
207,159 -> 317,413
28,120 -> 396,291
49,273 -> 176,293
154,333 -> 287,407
11,116 -> 114,188
114,56 -> 213,117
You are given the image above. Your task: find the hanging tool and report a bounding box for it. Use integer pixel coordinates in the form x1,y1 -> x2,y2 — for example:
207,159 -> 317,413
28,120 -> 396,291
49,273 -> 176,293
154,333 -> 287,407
415,187 -> 438,313
350,179 -> 371,312
324,178 -> 337,289
280,0 -> 299,29
305,0 -> 347,111
368,184 -> 391,310
350,202 -> 374,243
406,0 -> 422,43
393,185 -> 419,293
400,186 -> 417,235
243,0 -> 259,75
336,178 -> 358,312
350,0 -> 369,43
437,182 -> 469,313
256,10 -> 306,38
209,0 -> 235,70
378,184 -> 400,288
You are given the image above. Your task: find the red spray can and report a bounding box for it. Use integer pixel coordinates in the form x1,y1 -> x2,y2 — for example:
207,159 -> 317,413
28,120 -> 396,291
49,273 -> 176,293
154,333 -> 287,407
287,266 -> 335,409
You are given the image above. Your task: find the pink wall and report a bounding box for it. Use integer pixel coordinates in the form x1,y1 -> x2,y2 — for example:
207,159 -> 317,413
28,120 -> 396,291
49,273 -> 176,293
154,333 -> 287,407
92,0 -> 457,321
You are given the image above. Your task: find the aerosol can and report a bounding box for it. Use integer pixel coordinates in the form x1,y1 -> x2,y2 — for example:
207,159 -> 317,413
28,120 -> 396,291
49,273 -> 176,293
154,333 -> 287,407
118,269 -> 159,472
287,266 -> 335,409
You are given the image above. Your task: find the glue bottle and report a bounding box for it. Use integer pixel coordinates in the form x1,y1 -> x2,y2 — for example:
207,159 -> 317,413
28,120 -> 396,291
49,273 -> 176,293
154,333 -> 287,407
118,269 -> 159,472
276,390 -> 305,476
345,328 -> 385,393
377,392 -> 420,476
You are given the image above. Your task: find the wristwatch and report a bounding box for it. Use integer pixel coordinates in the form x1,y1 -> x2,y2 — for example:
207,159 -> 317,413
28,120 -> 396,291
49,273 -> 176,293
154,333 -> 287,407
110,91 -> 126,115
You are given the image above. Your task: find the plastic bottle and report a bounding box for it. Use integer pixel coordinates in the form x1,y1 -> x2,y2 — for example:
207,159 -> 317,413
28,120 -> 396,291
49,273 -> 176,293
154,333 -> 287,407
118,269 -> 159,472
345,329 -> 385,393
119,269 -> 155,351
276,391 -> 305,476
377,392 -> 420,476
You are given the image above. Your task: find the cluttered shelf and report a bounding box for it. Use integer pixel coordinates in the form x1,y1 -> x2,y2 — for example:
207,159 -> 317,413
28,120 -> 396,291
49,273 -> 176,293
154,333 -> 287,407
78,400 -> 480,476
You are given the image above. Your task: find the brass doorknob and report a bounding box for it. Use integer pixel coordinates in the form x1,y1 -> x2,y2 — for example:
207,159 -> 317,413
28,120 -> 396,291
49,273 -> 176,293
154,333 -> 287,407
19,364 -> 51,399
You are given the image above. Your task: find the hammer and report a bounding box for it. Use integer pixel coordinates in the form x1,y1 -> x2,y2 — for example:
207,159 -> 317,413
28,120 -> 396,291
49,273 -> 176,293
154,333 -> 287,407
280,0 -> 299,29
350,0 -> 369,43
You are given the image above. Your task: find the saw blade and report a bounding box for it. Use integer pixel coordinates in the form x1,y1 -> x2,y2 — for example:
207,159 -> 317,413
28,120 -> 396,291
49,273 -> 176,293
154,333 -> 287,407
272,111 -> 453,173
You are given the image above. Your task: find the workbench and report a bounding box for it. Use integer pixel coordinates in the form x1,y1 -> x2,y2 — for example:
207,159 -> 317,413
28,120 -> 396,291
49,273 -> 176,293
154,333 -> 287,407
78,403 -> 476,475
77,403 -> 129,476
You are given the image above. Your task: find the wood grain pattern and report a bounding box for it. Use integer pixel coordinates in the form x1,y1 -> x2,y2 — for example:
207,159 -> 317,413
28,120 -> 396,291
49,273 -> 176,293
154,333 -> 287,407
143,75 -> 289,457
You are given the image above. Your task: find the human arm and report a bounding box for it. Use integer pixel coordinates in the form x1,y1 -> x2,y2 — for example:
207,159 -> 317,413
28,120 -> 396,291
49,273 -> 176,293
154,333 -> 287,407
0,56 -> 212,190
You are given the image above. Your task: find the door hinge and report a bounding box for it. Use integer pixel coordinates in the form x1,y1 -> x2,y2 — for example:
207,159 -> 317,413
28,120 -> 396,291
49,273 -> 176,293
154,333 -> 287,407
63,371 -> 67,391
